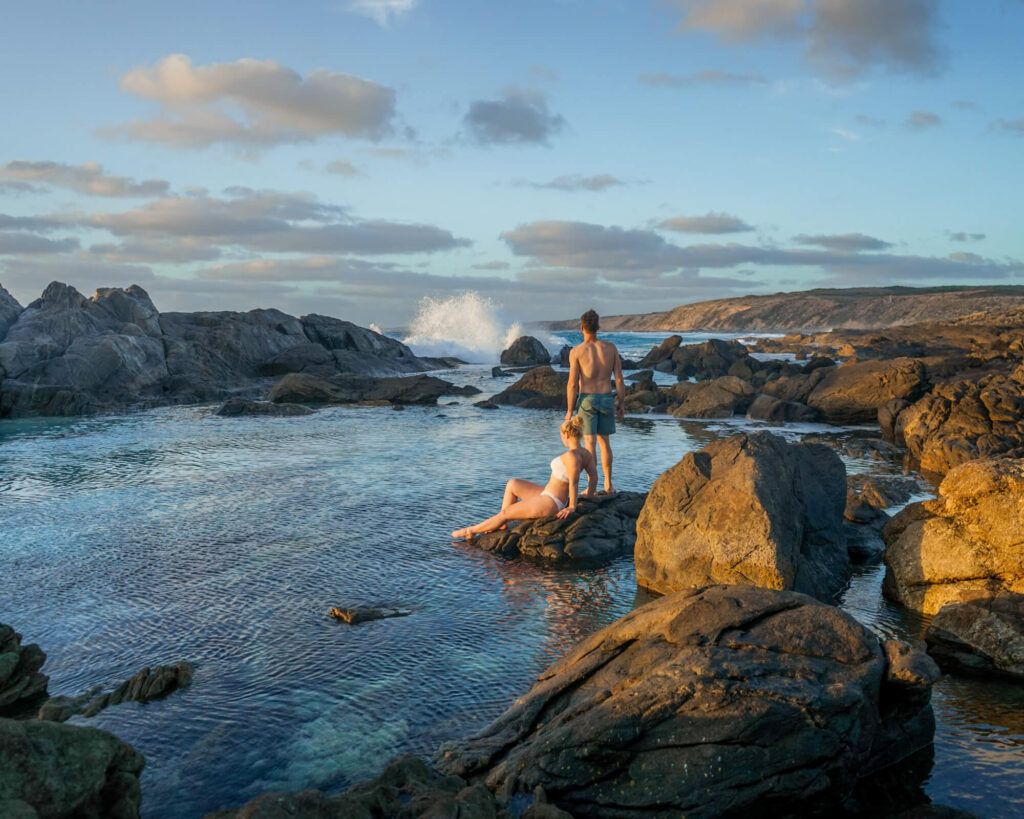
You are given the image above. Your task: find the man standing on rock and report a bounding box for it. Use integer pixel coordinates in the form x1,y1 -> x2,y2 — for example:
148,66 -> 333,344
566,309 -> 626,494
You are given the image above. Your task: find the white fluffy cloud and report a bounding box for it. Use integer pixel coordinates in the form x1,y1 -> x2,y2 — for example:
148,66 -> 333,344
103,54 -> 397,148
463,90 -> 565,145
0,161 -> 170,198
346,0 -> 418,26
659,212 -> 754,234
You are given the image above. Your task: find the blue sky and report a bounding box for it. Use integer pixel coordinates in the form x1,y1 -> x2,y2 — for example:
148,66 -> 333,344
0,0 -> 1022,327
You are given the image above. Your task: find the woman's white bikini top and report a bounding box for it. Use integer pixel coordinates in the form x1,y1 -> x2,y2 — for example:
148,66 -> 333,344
550,454 -> 569,483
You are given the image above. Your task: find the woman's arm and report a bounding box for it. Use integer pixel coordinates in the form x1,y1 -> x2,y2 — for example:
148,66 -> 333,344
557,452 -> 581,519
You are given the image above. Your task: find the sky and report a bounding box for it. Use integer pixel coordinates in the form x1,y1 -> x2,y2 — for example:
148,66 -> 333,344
0,0 -> 1022,328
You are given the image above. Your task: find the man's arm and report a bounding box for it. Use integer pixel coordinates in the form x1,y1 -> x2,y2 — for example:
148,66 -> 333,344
565,350 -> 579,420
613,348 -> 625,421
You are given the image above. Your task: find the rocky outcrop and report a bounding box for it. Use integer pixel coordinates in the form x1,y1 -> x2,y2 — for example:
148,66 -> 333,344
637,337 -> 748,380
490,366 -> 568,410
635,432 -> 850,603
806,358 -> 930,424
468,492 -> 645,564
668,375 -> 755,418
0,281 -> 439,418
746,393 -> 820,423
38,662 -> 195,723
204,755 -> 503,819
500,336 -> 551,367
893,367 -> 1024,476
883,457 -> 1024,614
215,398 -> 314,417
0,283 -> 22,342
269,372 -> 454,406
435,585 -> 938,818
0,625 -> 48,716
0,717 -> 145,818
925,595 -> 1024,679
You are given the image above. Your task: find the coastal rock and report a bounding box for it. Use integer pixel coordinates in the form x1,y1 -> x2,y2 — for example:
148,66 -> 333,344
204,755 -> 501,819
0,283 -> 22,341
760,368 -> 830,404
635,431 -> 850,602
882,457 -> 1024,613
474,400 -> 499,410
925,595 -> 1024,678
556,344 -> 571,367
0,625 -> 48,715
668,375 -> 755,418
269,372 -> 453,406
0,717 -> 145,818
39,662 -> 195,723
639,337 -> 748,380
328,606 -> 412,625
746,393 -> 820,423
490,366 -> 568,410
894,367 -> 1024,476
500,336 -> 550,367
215,398 -> 314,417
434,585 -> 937,817
468,492 -> 645,564
635,334 -> 680,370
806,358 -> 930,424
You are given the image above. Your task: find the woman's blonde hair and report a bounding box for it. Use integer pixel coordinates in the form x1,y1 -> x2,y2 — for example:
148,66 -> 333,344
561,416 -> 583,439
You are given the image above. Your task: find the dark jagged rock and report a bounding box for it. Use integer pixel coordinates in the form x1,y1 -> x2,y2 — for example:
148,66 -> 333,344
925,595 -> 1024,679
803,355 -> 836,373
474,400 -> 499,410
468,492 -> 645,564
269,372 -> 453,406
203,755 -> 502,819
328,606 -> 412,625
0,283 -> 23,342
500,336 -> 550,367
668,375 -> 755,418
215,398 -> 314,417
555,344 -> 571,367
38,662 -> 195,723
635,431 -> 850,603
883,457 -> 1024,613
760,368 -> 830,404
490,366 -> 568,410
446,384 -> 483,396
806,357 -> 930,424
0,624 -> 48,716
625,368 -> 654,383
638,337 -> 749,380
0,716 -> 145,818
435,585 -> 937,818
746,393 -> 820,423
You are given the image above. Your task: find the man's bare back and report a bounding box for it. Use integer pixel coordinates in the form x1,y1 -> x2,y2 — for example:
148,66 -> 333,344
572,338 -> 620,394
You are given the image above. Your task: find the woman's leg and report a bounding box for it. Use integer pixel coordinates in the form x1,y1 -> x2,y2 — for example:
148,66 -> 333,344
502,478 -> 544,511
452,492 -> 558,539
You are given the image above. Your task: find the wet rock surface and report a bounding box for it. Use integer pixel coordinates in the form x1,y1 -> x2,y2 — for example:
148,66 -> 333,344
38,663 -> 195,723
0,716 -> 145,818
635,432 -> 850,602
269,372 -> 454,406
467,492 -> 646,564
0,625 -> 48,716
434,585 -> 937,819
925,595 -> 1024,679
490,366 -> 568,410
883,457 -> 1024,614
501,336 -> 551,367
215,398 -> 314,417
328,606 -> 412,625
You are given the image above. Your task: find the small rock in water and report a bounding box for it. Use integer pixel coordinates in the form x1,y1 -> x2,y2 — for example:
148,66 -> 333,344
38,662 -> 195,722
328,606 -> 412,625
474,400 -> 499,410
215,398 -> 313,417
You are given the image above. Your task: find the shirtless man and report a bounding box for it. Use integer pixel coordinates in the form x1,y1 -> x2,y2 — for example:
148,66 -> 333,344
565,309 -> 625,494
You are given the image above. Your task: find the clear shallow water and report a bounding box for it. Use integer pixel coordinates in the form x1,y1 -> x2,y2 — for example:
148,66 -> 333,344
1,341 -> 1022,817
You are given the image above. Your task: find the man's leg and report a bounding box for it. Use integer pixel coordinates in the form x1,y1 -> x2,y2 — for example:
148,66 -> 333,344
596,434 -> 613,493
583,434 -> 598,491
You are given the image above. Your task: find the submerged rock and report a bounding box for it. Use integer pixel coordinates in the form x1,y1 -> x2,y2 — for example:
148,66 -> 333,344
925,595 -> 1024,679
635,431 -> 850,603
883,457 -> 1024,614
0,624 -> 48,715
0,717 -> 145,818
328,606 -> 412,625
467,492 -> 645,564
269,372 -> 453,406
490,366 -> 568,410
501,336 -> 551,367
215,398 -> 314,417
38,662 -> 195,723
434,585 -> 937,818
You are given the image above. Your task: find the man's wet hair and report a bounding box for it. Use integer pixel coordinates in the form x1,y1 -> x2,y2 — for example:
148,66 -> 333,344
580,309 -> 599,334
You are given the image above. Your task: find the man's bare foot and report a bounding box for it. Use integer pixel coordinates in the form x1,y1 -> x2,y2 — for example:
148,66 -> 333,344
597,488 -> 616,495
451,527 -> 475,540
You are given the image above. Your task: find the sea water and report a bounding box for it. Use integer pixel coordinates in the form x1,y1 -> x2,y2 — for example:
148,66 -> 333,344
1,325 -> 1023,817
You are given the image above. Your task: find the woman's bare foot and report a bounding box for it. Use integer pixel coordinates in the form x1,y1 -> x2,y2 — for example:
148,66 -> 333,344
451,527 -> 475,540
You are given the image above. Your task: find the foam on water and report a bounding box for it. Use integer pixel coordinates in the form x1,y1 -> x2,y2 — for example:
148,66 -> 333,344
402,292 -> 559,363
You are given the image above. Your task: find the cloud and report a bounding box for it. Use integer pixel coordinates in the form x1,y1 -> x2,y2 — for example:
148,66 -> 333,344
0,160 -> 169,197
855,114 -> 886,127
906,110 -> 942,130
0,214 -> 68,232
995,119 -> 1024,136
952,99 -> 977,111
346,0 -> 417,26
463,90 -> 565,145
831,127 -> 861,141
668,0 -> 945,80
325,159 -> 363,177
526,174 -> 625,192
0,233 -> 80,255
103,54 -> 396,148
658,212 -> 755,234
638,69 -> 769,87
947,231 -> 985,243
88,238 -> 222,263
472,261 -> 510,270
792,232 -> 892,251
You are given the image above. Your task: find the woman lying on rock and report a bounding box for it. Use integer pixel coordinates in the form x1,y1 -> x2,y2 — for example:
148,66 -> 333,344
451,416 -> 597,540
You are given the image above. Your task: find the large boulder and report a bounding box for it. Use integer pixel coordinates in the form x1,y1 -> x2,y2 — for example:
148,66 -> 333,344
882,457 -> 1024,614
925,595 -> 1024,679
435,585 -> 938,818
269,373 -> 453,405
490,366 -> 568,410
635,432 -> 850,603
894,367 -> 1024,476
0,625 -> 48,715
745,393 -> 820,423
638,337 -> 748,380
668,375 -> 755,419
806,358 -> 930,424
467,492 -> 645,564
204,755 -> 501,819
0,283 -> 23,341
500,336 -> 551,367
0,717 -> 145,818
